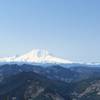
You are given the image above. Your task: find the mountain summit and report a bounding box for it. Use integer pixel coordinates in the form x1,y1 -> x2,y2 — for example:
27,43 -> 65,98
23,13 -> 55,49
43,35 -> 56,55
0,49 -> 72,64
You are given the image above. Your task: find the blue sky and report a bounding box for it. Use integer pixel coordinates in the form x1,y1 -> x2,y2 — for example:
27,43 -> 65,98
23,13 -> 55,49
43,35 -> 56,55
0,0 -> 100,63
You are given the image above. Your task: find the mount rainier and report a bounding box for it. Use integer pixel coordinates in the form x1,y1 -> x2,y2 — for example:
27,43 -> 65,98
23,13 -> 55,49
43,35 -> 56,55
0,49 -> 72,64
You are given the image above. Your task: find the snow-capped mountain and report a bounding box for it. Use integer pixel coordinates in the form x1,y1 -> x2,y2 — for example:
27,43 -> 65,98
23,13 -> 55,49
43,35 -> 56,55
0,49 -> 72,64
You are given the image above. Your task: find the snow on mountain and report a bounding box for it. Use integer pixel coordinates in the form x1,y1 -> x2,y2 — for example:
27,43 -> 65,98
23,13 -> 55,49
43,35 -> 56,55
0,56 -> 16,62
0,49 -> 72,64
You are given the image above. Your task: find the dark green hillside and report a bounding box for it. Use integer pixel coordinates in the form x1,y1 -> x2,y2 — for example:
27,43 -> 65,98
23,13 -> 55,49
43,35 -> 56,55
0,72 -> 72,100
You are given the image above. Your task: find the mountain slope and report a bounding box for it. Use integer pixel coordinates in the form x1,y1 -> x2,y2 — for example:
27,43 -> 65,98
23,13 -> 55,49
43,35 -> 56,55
0,64 -> 80,83
0,49 -> 72,64
0,72 -> 72,100
72,77 -> 100,100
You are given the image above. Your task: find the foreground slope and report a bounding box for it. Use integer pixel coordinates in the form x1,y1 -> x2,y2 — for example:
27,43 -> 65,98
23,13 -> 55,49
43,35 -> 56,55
0,72 -> 72,100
